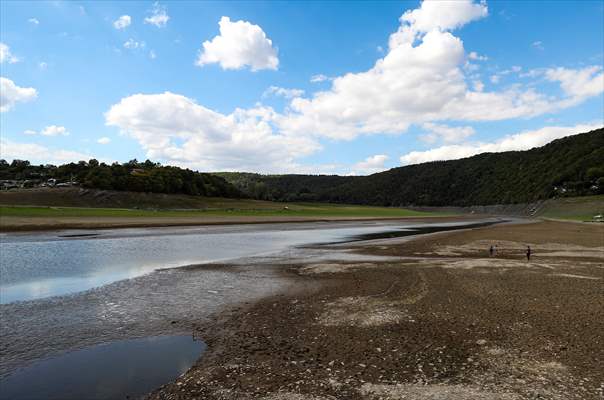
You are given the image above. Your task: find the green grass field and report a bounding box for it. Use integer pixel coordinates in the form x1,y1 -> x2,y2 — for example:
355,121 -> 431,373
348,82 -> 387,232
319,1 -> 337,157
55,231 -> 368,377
0,203 -> 443,219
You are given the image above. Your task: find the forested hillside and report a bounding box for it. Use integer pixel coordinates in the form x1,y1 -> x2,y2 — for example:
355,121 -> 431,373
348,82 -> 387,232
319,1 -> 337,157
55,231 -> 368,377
218,128 -> 604,206
0,159 -> 243,198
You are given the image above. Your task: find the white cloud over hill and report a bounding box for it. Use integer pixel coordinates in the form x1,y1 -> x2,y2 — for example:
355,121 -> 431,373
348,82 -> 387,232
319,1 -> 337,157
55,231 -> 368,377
400,123 -> 603,165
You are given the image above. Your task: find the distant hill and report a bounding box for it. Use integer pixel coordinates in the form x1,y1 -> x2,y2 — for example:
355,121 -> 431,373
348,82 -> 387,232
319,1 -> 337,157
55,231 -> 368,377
217,128 -> 604,206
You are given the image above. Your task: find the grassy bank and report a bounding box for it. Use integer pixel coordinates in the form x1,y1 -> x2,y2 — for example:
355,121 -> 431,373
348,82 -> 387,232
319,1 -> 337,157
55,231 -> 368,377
537,195 -> 604,222
0,203 -> 440,219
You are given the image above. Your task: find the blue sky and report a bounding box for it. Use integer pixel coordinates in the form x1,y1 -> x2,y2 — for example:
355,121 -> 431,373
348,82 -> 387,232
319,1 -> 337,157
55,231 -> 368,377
1,0 -> 603,174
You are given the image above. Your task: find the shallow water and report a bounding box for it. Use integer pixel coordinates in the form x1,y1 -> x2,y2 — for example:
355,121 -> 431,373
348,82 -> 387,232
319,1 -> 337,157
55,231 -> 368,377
0,220 -> 495,304
0,335 -> 205,400
0,222 -> 410,303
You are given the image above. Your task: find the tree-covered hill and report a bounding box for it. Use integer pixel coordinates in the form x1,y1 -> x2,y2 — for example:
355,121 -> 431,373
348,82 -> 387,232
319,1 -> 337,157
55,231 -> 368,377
0,159 -> 243,198
217,128 -> 604,206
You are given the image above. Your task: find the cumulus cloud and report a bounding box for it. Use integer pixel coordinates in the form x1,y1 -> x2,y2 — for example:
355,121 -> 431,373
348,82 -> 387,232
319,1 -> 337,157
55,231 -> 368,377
105,92 -> 319,172
28,18 -> 39,25
97,137 -> 111,144
420,122 -> 475,143
144,2 -> 169,28
196,16 -> 279,71
532,40 -> 544,50
113,15 -> 131,30
397,0 -> 488,33
351,154 -> 389,175
400,123 -> 603,165
0,139 -> 96,165
0,43 -> 20,64
0,77 -> 37,112
263,86 -> 304,99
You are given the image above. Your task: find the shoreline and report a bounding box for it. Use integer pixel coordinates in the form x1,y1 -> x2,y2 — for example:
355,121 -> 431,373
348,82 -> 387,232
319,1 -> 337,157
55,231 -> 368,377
148,220 -> 604,400
0,214 -> 472,233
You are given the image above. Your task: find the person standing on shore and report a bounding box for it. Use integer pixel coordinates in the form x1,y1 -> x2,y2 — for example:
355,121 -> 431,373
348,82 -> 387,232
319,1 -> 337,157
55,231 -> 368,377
489,245 -> 494,257
526,245 -> 532,261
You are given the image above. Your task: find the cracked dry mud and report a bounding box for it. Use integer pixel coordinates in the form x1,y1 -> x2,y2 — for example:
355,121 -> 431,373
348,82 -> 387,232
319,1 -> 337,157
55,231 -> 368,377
148,220 -> 603,400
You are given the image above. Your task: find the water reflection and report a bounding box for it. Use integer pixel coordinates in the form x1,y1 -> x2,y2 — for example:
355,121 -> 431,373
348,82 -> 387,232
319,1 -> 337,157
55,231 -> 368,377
0,335 -> 204,400
1,221 -> 491,303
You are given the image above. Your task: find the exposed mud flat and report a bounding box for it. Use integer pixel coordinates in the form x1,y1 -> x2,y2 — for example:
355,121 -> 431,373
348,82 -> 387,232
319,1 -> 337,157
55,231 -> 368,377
148,221 -> 603,400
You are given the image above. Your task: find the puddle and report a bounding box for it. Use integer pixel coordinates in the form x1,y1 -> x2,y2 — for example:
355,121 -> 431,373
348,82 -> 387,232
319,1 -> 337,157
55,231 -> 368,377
0,335 -> 205,400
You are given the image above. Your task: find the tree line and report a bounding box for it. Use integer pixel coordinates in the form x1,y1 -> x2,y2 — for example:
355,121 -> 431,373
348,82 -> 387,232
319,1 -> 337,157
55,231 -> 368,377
0,159 -> 243,198
217,128 -> 604,206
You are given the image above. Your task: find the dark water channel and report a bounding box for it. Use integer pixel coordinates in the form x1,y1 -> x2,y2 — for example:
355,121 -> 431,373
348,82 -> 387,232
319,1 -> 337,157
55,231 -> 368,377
0,335 -> 204,400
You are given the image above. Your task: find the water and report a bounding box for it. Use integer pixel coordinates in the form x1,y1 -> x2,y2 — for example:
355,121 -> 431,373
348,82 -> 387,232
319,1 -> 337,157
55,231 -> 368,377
0,220 -> 495,304
0,335 -> 205,400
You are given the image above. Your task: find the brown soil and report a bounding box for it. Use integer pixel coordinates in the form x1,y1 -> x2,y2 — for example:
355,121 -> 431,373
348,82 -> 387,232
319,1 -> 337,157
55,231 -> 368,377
149,220 -> 604,400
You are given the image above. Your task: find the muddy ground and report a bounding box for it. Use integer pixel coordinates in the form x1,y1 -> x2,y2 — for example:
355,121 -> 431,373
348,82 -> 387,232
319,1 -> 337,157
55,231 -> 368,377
149,220 -> 603,400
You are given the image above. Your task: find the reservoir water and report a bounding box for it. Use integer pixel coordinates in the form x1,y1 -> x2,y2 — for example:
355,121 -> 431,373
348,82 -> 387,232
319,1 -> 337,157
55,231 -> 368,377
0,220 -> 492,304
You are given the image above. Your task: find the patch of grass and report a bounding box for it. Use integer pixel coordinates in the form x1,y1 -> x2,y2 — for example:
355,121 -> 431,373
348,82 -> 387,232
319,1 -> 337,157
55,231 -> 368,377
0,203 -> 446,219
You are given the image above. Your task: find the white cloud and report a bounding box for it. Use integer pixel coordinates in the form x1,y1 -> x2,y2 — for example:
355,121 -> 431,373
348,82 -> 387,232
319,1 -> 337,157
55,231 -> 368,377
278,0 -> 601,141
105,92 -> 320,172
420,122 -> 475,143
113,15 -> 131,30
397,0 -> 488,34
468,51 -> 487,61
0,77 -> 37,112
0,43 -> 20,64
23,129 -> 37,135
532,41 -> 544,50
97,137 -> 111,145
144,2 -> 169,28
545,66 -> 604,100
489,74 -> 500,84
351,154 -> 389,175
38,61 -> 48,70
196,16 -> 279,71
0,139 -> 96,165
263,86 -> 304,99
28,18 -> 40,25
400,123 -> 603,165
310,74 -> 330,83
124,38 -> 145,49
41,125 -> 69,136
149,50 -> 157,59
472,80 -> 484,92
